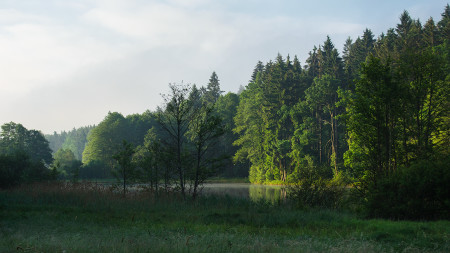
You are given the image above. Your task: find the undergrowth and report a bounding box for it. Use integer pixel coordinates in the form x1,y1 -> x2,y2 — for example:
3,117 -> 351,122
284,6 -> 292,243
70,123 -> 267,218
0,182 -> 448,252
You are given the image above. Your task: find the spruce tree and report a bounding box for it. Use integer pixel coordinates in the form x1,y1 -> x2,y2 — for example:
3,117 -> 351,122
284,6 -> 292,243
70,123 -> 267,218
204,72 -> 223,104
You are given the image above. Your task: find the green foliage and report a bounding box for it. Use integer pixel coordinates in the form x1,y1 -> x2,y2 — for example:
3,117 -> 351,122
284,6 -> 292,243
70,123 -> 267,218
45,131 -> 67,155
287,156 -> 346,209
0,151 -> 27,188
203,71 -> 223,104
2,5 -> 447,224
52,148 -> 82,181
157,83 -> 196,196
78,160 -> 110,179
82,112 -> 128,167
234,54 -> 309,184
134,127 -> 173,192
156,82 -> 226,197
0,122 -> 53,164
344,56 -> 398,176
215,92 -> 247,177
112,140 -> 136,195
62,126 -> 93,160
0,122 -> 55,188
82,111 -> 155,178
0,151 -> 54,189
364,156 -> 450,220
2,184 -> 448,252
45,126 -> 94,160
341,8 -> 450,221
187,102 -> 225,198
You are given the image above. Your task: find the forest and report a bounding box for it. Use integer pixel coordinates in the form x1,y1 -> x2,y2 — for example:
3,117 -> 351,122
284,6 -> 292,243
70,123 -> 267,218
1,6 -> 449,220
1,5 -> 449,252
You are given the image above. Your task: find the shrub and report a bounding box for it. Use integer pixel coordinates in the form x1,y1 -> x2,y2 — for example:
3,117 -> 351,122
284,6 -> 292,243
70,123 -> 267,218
0,152 -> 26,188
0,151 -> 54,189
365,156 -> 450,220
79,160 -> 111,179
287,164 -> 347,209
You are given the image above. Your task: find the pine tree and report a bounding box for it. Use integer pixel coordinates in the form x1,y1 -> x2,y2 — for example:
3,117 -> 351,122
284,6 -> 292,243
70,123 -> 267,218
204,72 -> 223,104
250,61 -> 264,83
437,4 -> 450,43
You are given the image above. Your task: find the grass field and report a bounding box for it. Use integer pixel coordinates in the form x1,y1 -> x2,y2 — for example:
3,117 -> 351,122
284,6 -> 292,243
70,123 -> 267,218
0,183 -> 448,252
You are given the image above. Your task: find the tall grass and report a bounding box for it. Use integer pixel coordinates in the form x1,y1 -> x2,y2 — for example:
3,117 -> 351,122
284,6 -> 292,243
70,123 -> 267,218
0,182 -> 449,252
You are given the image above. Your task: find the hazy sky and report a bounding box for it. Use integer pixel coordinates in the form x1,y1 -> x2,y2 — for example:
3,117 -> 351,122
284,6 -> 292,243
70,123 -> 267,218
0,0 -> 447,134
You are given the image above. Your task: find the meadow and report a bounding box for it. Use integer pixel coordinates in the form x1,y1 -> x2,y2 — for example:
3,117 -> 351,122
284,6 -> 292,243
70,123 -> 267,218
0,183 -> 449,253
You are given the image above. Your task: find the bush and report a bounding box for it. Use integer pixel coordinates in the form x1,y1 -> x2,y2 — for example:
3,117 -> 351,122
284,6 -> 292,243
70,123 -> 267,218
365,156 -> 450,220
0,151 -> 54,189
0,152 -> 26,188
287,164 -> 347,209
79,160 -> 111,179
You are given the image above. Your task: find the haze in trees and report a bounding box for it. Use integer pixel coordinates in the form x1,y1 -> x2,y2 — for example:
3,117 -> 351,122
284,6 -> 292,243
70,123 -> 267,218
1,4 -> 448,220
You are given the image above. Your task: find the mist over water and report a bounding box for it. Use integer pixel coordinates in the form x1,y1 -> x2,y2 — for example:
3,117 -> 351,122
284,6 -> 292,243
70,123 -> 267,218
201,183 -> 286,203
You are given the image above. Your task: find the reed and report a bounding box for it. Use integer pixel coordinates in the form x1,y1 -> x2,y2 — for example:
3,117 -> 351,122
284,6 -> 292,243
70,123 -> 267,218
0,182 -> 448,252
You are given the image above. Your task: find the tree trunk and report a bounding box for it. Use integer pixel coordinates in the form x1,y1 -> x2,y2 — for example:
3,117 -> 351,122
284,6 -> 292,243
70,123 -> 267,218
330,110 -> 338,175
424,84 -> 434,156
123,169 -> 126,197
318,108 -> 323,164
177,120 -> 185,197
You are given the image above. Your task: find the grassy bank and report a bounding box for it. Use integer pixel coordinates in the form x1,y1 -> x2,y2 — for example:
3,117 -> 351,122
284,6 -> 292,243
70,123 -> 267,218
0,183 -> 448,252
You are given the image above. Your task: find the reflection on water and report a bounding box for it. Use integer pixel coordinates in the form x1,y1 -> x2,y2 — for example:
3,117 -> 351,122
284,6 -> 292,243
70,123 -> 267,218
201,183 -> 286,203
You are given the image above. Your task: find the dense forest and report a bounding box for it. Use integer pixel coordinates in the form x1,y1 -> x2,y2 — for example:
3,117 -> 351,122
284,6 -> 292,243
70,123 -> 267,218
1,6 -> 449,219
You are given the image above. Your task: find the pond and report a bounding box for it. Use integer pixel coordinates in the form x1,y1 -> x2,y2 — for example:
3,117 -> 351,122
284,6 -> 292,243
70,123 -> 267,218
201,183 -> 287,203
98,181 -> 288,203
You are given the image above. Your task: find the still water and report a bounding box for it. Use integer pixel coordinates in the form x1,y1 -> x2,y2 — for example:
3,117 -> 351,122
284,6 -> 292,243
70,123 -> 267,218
201,183 -> 286,203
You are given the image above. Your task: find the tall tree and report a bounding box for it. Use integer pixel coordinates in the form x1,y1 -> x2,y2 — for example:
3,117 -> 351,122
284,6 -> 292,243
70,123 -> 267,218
0,122 -> 52,164
215,92 -> 246,177
437,4 -> 450,43
234,74 -> 266,183
250,61 -> 265,83
113,141 -> 136,196
0,122 -> 54,186
203,72 -> 223,104
134,127 -> 172,193
82,112 -> 128,174
157,83 -> 196,197
187,103 -> 225,198
304,75 -> 342,174
306,46 -> 320,78
344,56 -> 399,179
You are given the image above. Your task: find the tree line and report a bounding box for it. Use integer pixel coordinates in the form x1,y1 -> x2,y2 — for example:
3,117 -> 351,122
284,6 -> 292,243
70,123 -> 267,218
1,6 -> 448,218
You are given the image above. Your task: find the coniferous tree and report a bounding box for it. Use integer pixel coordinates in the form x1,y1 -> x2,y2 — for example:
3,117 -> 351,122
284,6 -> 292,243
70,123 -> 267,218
437,4 -> 450,43
250,61 -> 265,83
204,72 -> 223,104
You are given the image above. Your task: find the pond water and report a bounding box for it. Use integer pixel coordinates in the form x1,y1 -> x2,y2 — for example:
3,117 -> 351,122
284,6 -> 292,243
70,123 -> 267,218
200,183 -> 286,203
99,182 -> 287,203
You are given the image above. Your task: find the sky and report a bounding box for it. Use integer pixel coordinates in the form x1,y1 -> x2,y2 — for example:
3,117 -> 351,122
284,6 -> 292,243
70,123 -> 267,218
0,0 -> 447,134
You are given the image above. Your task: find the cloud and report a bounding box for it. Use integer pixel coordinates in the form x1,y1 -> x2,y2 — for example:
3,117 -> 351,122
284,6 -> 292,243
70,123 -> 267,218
0,0 -> 442,133
82,2 -> 238,52
0,10 -> 126,94
0,8 -> 49,24
0,0 -> 364,133
0,0 -> 362,94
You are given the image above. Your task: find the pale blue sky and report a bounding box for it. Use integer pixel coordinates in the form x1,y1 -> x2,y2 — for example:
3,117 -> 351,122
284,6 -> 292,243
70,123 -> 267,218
0,0 -> 447,133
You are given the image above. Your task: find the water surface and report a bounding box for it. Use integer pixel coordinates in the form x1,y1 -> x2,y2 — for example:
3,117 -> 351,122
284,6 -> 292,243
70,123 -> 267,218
201,183 -> 286,202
